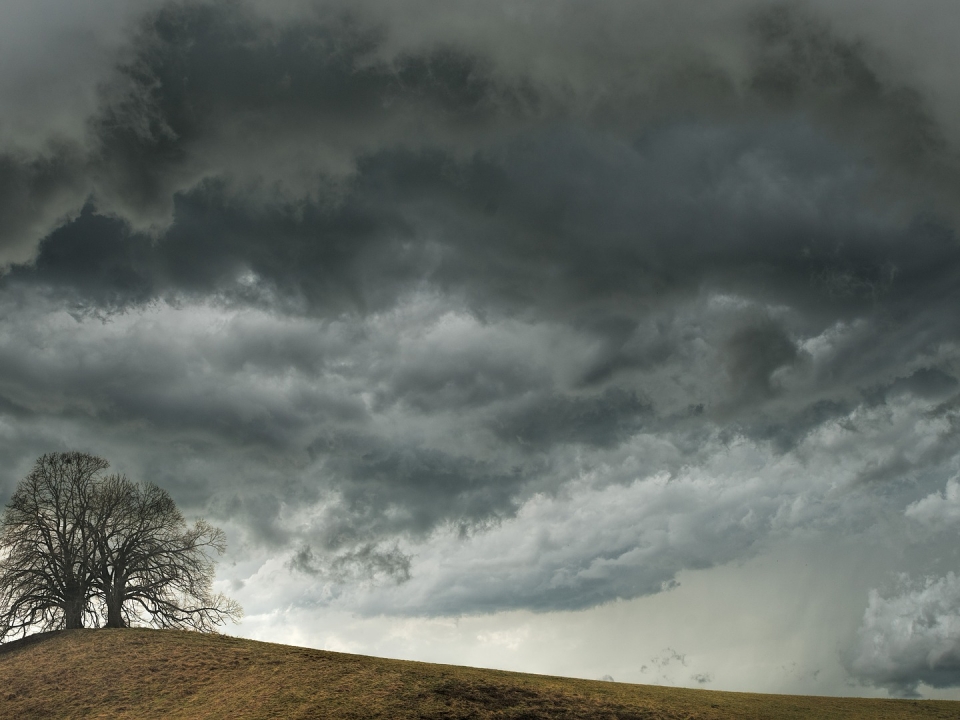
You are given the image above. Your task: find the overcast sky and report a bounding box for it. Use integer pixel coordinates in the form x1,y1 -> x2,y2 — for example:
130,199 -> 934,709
3,0 -> 960,699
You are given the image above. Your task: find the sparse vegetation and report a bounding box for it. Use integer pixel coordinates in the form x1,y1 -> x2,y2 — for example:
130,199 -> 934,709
0,629 -> 957,719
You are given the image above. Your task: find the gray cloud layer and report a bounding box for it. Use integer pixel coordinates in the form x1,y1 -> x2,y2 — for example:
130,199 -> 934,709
3,0 -> 960,696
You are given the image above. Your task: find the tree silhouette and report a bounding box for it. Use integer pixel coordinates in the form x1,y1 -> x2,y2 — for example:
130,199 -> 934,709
0,453 -> 106,637
0,452 -> 241,641
91,474 -> 241,630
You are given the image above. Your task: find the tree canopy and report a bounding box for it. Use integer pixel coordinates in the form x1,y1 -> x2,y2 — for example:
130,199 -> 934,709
0,452 -> 241,640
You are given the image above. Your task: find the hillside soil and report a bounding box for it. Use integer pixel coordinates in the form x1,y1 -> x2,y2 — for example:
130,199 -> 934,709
0,629 -> 957,719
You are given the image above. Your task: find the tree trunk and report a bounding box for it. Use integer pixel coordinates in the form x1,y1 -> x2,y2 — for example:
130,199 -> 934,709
63,596 -> 85,629
106,585 -> 126,628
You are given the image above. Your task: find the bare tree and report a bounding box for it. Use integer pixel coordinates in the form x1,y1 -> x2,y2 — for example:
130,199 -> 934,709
0,453 -> 241,641
91,474 -> 241,630
0,452 -> 107,639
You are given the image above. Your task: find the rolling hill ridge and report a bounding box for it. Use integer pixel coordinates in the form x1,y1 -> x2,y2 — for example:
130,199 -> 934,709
0,629 -> 957,719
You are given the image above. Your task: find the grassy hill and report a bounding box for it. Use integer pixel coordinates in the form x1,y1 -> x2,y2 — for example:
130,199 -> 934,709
0,629 -> 958,719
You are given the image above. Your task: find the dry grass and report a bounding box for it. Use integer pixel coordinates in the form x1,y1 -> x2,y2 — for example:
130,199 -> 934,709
0,629 -> 957,719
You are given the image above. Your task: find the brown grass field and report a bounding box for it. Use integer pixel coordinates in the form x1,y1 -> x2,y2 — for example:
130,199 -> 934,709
0,629 -> 958,719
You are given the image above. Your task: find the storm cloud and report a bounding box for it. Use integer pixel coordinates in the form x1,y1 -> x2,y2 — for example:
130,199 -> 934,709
3,0 -> 960,697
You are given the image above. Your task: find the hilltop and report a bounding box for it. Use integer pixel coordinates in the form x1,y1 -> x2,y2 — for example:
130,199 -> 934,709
0,629 -> 956,719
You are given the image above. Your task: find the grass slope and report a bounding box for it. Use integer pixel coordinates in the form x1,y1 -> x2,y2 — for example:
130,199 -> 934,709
0,629 -> 957,719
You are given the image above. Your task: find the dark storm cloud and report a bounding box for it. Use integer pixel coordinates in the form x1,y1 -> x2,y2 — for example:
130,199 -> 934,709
87,0 -> 539,223
313,432 -> 529,539
18,205 -> 157,307
15,123 -> 960,328
5,0 -> 959,500
0,144 -> 89,264
747,6 -> 946,167
724,322 -> 799,401
905,369 -> 960,399
289,542 -> 411,584
4,1 -> 959,354
492,388 -> 652,449
4,1 -> 957,291
735,398 -> 853,454
370,332 -> 547,413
